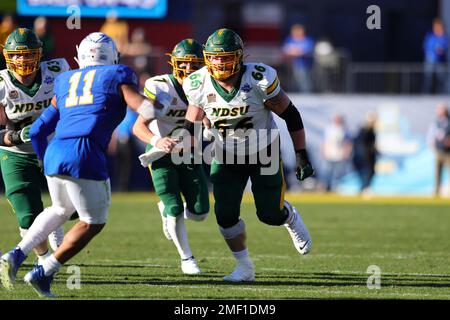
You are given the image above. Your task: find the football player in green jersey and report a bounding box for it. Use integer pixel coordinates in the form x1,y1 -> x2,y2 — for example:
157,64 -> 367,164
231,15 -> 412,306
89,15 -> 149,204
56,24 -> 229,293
0,28 -> 68,269
182,28 -> 314,282
133,39 -> 209,274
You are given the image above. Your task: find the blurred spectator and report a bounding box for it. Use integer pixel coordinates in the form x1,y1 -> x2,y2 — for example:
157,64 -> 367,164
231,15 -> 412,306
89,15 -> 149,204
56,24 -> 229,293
321,114 -> 353,192
34,16 -> 54,60
427,103 -> 450,197
0,14 -> 15,69
100,10 -> 129,54
125,28 -> 152,57
352,113 -> 378,195
0,14 -> 15,46
282,24 -> 314,93
124,28 -> 152,74
422,18 -> 449,94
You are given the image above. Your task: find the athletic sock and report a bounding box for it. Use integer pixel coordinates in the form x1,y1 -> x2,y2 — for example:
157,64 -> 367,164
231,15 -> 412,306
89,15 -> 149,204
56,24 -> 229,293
232,248 -> 252,266
18,208 -> 67,256
37,250 -> 51,265
42,254 -> 62,276
167,215 -> 193,260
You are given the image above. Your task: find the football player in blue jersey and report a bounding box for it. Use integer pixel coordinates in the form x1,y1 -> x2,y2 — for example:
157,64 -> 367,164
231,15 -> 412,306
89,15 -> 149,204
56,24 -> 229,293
0,32 -> 158,297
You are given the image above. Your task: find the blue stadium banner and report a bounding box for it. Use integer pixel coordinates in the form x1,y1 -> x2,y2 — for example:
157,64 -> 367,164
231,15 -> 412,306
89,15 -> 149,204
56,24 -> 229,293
17,0 -> 167,18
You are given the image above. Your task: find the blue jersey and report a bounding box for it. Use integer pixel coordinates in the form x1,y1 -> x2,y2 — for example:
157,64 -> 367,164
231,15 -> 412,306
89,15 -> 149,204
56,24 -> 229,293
34,64 -> 138,180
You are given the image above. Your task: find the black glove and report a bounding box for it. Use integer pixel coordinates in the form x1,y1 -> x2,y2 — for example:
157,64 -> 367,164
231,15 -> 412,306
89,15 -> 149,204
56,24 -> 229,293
7,130 -> 25,146
295,149 -> 315,181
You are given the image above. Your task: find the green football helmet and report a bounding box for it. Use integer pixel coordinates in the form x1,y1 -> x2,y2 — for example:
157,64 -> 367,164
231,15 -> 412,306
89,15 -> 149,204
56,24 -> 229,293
3,28 -> 43,76
203,28 -> 244,81
168,39 -> 204,82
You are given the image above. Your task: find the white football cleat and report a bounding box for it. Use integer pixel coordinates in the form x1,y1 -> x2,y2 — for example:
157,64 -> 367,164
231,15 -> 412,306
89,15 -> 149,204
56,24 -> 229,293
48,226 -> 65,251
181,256 -> 201,275
157,201 -> 172,241
284,201 -> 312,255
223,262 -> 255,282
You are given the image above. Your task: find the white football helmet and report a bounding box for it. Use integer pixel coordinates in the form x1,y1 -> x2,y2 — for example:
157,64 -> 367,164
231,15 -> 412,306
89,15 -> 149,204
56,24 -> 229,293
75,32 -> 119,68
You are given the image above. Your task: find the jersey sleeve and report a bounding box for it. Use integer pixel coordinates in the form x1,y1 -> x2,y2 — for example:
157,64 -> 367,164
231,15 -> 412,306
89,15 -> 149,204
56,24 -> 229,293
115,64 -> 139,88
43,58 -> 71,75
58,58 -> 71,72
144,77 -> 173,106
0,76 -> 6,107
182,69 -> 205,109
253,63 -> 281,101
143,78 -> 158,100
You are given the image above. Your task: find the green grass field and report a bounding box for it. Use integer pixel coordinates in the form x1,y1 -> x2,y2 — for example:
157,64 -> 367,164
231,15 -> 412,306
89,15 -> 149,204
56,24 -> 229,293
1,193 -> 450,300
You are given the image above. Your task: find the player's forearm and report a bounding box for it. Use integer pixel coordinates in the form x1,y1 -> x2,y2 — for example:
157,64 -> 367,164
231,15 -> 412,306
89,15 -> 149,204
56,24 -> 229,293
121,84 -> 156,121
132,117 -> 154,145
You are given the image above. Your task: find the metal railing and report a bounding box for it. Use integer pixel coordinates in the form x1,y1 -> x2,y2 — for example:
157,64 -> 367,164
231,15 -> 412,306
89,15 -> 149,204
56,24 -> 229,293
120,47 -> 450,95
280,61 -> 450,94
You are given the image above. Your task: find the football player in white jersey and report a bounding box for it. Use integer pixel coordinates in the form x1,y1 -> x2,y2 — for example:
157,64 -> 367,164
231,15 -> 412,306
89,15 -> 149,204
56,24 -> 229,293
182,28 -> 314,282
133,39 -> 209,275
0,28 -> 68,272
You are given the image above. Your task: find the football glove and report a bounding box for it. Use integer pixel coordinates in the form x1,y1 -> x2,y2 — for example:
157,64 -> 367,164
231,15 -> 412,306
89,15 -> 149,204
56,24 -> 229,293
20,124 -> 32,143
295,149 -> 315,181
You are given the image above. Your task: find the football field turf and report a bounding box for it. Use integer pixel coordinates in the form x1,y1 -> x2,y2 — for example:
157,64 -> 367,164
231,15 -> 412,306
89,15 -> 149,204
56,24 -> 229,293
1,193 -> 450,300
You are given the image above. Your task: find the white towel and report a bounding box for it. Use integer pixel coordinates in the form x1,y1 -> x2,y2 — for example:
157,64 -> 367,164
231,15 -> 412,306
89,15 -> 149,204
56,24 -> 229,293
138,142 -> 184,167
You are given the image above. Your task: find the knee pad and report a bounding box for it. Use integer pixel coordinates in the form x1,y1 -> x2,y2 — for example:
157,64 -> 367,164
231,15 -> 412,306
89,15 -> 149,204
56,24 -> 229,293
219,219 -> 246,239
184,206 -> 208,221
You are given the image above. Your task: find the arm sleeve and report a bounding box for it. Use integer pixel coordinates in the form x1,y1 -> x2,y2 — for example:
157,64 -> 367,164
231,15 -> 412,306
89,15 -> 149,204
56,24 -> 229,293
29,105 -> 60,161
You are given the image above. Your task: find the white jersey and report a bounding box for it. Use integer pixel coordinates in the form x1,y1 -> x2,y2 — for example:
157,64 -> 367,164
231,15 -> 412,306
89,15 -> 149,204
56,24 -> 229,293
144,74 -> 188,138
183,62 -> 281,154
0,58 -> 70,154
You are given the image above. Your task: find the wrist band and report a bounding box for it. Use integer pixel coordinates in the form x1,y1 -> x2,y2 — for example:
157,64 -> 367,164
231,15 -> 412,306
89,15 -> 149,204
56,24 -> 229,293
150,135 -> 161,147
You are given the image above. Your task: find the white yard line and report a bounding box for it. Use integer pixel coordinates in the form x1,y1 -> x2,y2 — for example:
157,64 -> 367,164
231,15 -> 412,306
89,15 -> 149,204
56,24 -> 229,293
142,284 -> 450,299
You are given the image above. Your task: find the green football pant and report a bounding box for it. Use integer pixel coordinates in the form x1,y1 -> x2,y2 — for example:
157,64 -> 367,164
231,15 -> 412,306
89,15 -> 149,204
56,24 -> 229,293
150,153 -> 209,217
0,149 -> 44,229
210,159 -> 287,228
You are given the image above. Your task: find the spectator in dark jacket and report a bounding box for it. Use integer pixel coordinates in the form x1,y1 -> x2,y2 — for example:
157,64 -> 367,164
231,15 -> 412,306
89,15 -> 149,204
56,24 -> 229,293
353,113 -> 378,195
427,103 -> 450,197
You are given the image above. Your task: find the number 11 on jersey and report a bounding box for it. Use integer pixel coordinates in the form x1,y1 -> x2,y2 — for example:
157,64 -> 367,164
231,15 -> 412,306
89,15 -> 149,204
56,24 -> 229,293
65,70 -> 97,107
